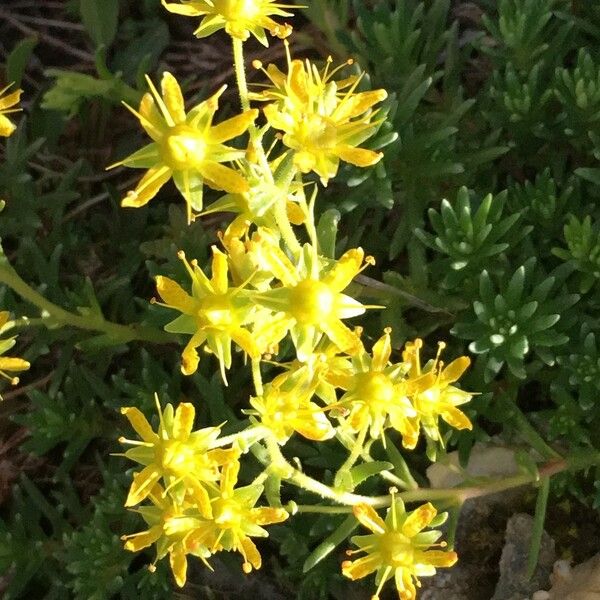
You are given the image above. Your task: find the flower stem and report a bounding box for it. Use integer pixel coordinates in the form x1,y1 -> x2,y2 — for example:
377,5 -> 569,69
0,260 -> 172,344
232,37 -> 251,113
335,425 -> 368,488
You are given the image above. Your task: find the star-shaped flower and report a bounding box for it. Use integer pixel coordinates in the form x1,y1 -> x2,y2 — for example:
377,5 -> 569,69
110,72 -> 257,223
161,0 -> 296,45
342,498 -> 457,600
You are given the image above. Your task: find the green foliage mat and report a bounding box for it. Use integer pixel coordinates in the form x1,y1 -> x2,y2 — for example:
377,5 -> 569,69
1,0 -> 600,598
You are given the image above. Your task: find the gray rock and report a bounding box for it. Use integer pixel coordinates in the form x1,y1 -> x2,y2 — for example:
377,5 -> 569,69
492,513 -> 555,600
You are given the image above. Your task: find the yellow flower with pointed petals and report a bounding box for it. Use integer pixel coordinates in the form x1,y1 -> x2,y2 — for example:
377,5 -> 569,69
248,366 -> 335,444
342,498 -> 457,600
155,247 -> 260,380
110,72 -> 257,223
121,483 -> 212,587
253,51 -> 387,183
161,0 -> 296,46
120,396 -> 238,516
254,243 -> 378,360
402,339 -> 473,447
334,328 -> 418,444
188,458 -> 288,573
0,84 -> 22,137
0,312 -> 30,389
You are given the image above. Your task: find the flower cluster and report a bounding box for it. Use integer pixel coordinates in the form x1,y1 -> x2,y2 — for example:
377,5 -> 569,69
120,397 -> 288,586
115,1 -> 473,597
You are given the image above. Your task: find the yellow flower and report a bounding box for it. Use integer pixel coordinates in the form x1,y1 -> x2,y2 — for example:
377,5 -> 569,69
188,458 -> 288,573
155,247 -> 260,380
121,483 -> 212,588
254,51 -> 387,182
334,329 -> 418,444
402,339 -> 473,447
161,0 -> 296,45
254,244 -> 377,360
120,396 -> 238,516
342,498 -> 457,600
248,366 -> 335,443
0,84 -> 22,137
110,72 -> 257,223
0,311 -> 30,387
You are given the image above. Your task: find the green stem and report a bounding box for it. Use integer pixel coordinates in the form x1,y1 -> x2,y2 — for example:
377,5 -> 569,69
527,476 -> 550,579
0,261 -> 172,344
232,37 -> 251,113
263,434 -> 600,508
296,505 -> 355,514
209,425 -> 268,450
251,358 -> 263,396
274,197 -> 302,255
335,425 -> 368,486
265,435 -> 389,506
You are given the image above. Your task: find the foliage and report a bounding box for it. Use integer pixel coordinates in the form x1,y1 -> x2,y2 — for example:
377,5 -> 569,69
1,0 -> 600,599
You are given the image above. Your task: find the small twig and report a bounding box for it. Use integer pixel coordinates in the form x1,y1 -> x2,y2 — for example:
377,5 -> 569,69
0,9 -> 93,62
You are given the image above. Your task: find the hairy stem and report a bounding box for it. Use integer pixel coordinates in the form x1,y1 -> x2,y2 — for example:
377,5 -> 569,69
0,260 -> 172,344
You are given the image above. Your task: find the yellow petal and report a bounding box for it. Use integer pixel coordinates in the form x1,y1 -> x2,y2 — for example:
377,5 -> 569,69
156,276 -> 196,313
251,507 -> 289,526
440,356 -> 470,385
187,479 -> 213,519
169,545 -> 188,587
145,74 -> 176,127
181,331 -> 207,376
123,526 -> 162,552
441,406 -> 472,431
201,162 -> 248,194
0,115 -> 16,137
240,537 -> 262,571
353,503 -> 387,534
295,408 -> 335,441
421,550 -> 457,568
137,93 -> 165,141
220,458 -> 240,494
121,406 -> 159,442
208,109 -> 258,144
173,402 -> 195,440
371,329 -> 392,372
0,312 -> 9,328
335,145 -> 383,167
0,89 -> 22,111
210,247 -> 229,294
230,327 -> 261,359
257,241 -> 297,287
161,0 -> 201,16
322,248 -> 364,291
333,89 -> 387,121
322,319 -> 363,355
0,357 -> 30,372
121,165 -> 172,208
402,503 -> 436,537
125,465 -> 161,506
161,72 -> 186,124
341,553 -> 381,580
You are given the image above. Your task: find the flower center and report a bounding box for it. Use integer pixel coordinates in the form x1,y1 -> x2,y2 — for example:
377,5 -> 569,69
163,125 -> 207,170
160,439 -> 194,474
213,498 -> 243,529
198,294 -> 233,327
215,0 -> 260,20
353,371 -> 395,405
379,532 -> 414,568
289,280 -> 335,324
